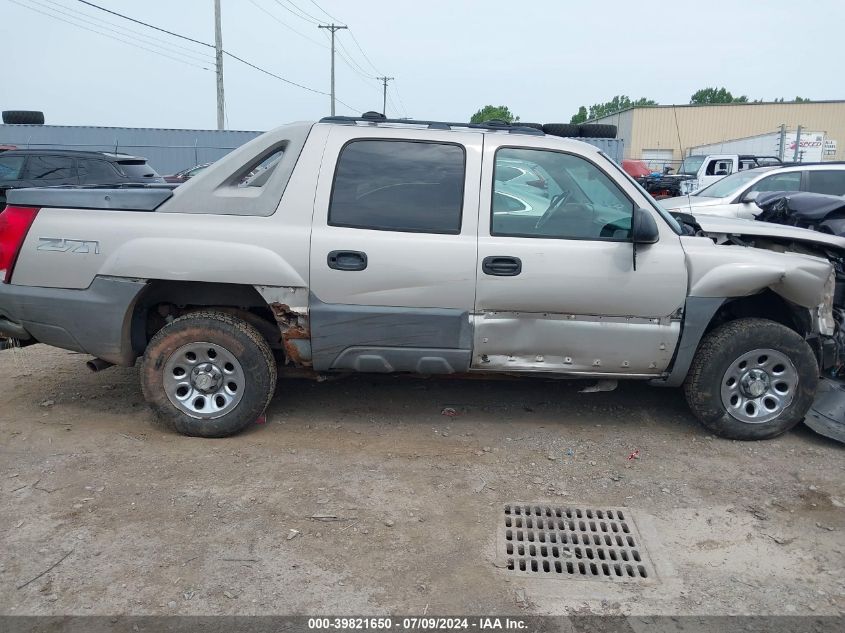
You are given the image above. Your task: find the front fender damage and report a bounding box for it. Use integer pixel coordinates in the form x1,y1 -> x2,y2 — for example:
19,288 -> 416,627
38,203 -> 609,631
682,236 -> 833,309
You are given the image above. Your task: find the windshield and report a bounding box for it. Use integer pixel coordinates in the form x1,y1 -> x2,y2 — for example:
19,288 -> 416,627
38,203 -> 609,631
694,168 -> 775,198
678,155 -> 705,175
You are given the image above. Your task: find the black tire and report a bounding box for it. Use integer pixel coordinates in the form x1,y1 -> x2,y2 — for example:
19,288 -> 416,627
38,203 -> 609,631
2,110 -> 45,125
541,123 -> 581,138
579,124 -> 617,139
513,122 -> 543,131
683,318 -> 818,440
141,311 -> 277,438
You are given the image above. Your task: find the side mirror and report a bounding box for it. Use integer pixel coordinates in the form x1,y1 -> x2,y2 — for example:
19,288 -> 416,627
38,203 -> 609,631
743,190 -> 760,204
632,208 -> 659,244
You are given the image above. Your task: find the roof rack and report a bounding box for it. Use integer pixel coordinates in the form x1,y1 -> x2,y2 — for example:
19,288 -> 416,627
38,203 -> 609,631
319,113 -> 544,136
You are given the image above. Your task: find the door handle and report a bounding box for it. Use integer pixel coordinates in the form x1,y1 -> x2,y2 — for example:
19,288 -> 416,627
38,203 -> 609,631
327,250 -> 368,271
482,256 -> 522,276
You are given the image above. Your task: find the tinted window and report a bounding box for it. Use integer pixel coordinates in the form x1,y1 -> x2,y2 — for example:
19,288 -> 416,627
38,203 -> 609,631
25,155 -> 75,181
117,160 -> 158,178
807,170 -> 845,196
78,159 -> 117,184
492,148 -> 634,240
329,140 -> 465,234
751,171 -> 802,193
0,155 -> 25,181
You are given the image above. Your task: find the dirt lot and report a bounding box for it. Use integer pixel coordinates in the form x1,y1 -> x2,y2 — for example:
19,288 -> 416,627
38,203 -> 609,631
0,345 -> 843,617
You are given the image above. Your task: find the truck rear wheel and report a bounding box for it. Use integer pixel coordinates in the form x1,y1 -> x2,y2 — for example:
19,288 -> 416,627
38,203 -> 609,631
141,311 -> 277,437
683,318 -> 818,440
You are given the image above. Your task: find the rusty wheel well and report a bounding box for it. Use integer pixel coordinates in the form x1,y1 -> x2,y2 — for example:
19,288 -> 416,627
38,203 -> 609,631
130,281 -> 281,357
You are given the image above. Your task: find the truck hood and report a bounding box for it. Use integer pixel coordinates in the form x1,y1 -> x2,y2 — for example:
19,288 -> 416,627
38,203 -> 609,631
690,212 -> 845,253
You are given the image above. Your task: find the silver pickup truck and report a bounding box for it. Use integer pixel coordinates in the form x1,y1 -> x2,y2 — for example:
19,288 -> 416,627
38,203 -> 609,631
1,116 -> 844,440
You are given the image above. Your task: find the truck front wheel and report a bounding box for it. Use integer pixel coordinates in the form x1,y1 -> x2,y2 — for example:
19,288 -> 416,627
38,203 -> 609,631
141,311 -> 277,437
683,318 -> 818,440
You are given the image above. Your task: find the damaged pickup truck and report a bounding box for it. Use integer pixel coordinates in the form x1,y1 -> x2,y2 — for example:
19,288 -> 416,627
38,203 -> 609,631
1,115 -> 844,440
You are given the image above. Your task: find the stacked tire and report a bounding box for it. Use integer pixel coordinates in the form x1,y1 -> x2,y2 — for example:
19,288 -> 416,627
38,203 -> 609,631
2,111 -> 45,125
541,123 -> 617,139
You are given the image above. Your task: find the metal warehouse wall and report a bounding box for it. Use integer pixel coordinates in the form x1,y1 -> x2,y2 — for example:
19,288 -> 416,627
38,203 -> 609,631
592,101 -> 845,162
580,137 -> 624,163
0,124 -> 262,174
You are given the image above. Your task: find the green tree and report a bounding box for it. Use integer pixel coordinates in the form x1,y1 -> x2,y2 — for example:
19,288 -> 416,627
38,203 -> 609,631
470,105 -> 519,124
569,95 -> 657,123
690,87 -> 748,104
570,106 -> 588,124
794,96 -> 811,102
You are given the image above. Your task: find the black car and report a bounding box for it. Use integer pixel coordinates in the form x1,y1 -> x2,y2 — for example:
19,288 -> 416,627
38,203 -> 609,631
0,149 -> 164,206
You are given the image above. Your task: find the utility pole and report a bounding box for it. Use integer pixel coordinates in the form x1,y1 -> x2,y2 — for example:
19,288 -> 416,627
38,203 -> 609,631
377,76 -> 394,116
318,24 -> 347,116
777,124 -> 786,161
214,0 -> 225,130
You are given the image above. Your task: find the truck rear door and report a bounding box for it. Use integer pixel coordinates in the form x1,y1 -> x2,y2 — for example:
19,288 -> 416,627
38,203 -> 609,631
308,126 -> 482,374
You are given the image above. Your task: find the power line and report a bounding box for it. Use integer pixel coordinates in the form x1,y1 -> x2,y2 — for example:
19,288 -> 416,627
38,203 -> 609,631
77,0 -> 211,48
75,0 -> 338,100
271,0 -> 322,25
281,0 -> 327,24
9,0 -> 213,70
392,81 -> 410,118
306,0 -> 340,22
43,0 -> 215,60
348,30 -> 382,75
248,0 -> 327,48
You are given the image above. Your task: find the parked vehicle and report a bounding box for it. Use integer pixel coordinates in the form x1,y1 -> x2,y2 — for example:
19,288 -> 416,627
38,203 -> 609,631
164,163 -> 211,184
0,149 -> 164,207
2,116 -> 844,444
661,163 -> 845,219
754,191 -> 845,236
666,154 -> 783,196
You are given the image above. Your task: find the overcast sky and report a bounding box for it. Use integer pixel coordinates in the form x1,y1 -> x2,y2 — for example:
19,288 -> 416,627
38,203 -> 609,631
2,0 -> 842,131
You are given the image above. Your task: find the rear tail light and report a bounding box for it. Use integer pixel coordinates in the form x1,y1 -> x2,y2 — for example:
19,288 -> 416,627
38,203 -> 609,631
0,205 -> 40,283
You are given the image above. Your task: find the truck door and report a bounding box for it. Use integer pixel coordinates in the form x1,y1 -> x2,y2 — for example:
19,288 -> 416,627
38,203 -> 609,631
473,138 -> 688,376
308,126 -> 482,373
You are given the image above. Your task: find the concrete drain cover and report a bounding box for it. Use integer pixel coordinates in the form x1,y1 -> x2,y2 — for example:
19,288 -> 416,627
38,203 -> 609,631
498,504 -> 653,582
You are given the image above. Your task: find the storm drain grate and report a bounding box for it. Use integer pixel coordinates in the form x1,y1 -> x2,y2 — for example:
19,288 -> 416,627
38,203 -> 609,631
498,504 -> 653,582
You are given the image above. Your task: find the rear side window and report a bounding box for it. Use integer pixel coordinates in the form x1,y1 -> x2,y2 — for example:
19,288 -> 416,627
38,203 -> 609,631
0,155 -> 24,181
329,140 -> 465,234
117,160 -> 158,178
78,159 -> 117,184
751,171 -> 802,193
807,170 -> 845,196
25,155 -> 75,180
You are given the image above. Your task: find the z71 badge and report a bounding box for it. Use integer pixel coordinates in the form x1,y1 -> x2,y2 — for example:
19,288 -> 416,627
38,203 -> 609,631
37,238 -> 100,254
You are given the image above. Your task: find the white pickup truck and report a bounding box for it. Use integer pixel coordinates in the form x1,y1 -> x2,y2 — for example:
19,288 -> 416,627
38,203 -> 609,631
669,153 -> 783,195
1,116 -> 843,442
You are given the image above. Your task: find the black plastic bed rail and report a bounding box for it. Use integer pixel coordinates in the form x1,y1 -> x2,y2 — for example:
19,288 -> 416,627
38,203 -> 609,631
6,183 -> 176,212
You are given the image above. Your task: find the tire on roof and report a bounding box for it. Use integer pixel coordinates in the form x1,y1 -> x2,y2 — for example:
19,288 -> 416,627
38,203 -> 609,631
579,124 -> 617,139
2,111 -> 45,125
542,123 -> 581,138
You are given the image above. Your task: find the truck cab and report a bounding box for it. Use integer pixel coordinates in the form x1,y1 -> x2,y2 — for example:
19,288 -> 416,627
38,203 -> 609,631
674,154 -> 783,195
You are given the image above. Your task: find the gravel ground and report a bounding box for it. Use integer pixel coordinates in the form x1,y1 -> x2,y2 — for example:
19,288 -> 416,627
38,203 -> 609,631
0,345 -> 843,616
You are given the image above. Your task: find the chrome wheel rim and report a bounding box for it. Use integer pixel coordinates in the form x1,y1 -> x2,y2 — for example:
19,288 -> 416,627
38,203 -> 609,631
720,348 -> 798,424
163,342 -> 244,419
